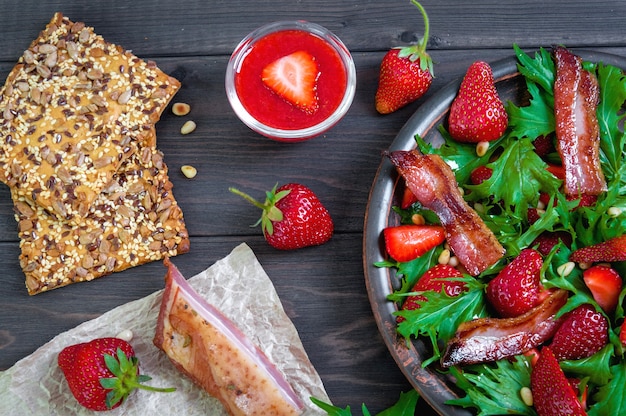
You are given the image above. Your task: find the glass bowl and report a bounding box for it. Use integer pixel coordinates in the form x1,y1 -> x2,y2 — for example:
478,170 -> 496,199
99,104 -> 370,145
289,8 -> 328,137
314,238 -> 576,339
225,20 -> 356,142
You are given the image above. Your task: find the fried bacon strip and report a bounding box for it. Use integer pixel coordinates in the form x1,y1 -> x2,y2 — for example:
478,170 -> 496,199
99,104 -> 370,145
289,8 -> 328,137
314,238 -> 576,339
441,289 -> 567,368
553,46 -> 607,196
387,150 -> 505,275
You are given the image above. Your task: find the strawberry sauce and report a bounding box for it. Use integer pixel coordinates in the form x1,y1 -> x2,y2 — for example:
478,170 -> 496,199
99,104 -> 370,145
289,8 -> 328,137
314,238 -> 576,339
234,29 -> 347,130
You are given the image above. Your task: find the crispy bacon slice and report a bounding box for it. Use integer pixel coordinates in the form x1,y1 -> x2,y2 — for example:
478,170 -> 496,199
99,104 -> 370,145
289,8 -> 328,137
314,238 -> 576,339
553,46 -> 607,196
154,259 -> 304,416
441,289 -> 567,368
387,150 -> 505,275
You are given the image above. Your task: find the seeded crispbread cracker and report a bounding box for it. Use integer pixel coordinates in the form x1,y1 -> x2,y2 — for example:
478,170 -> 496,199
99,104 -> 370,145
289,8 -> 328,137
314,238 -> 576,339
13,138 -> 190,295
0,12 -> 180,224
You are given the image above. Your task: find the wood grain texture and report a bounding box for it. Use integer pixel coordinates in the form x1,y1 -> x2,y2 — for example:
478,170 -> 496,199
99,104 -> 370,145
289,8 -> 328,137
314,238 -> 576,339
1,1 -> 625,414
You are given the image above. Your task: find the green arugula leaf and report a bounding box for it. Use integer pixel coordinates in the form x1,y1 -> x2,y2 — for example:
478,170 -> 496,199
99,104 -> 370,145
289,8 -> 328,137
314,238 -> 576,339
310,390 -> 420,416
588,362 -> 626,416
506,81 -> 555,140
396,277 -> 487,364
513,44 -> 555,98
560,344 -> 614,386
446,356 -> 536,416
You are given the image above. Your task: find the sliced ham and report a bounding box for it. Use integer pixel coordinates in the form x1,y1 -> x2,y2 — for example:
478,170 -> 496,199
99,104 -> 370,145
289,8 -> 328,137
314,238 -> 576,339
387,150 -> 505,275
153,258 -> 304,416
553,46 -> 607,196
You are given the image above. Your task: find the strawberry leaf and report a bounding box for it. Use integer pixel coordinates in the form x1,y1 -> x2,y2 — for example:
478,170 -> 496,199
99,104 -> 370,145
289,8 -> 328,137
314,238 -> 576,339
446,355 -> 536,416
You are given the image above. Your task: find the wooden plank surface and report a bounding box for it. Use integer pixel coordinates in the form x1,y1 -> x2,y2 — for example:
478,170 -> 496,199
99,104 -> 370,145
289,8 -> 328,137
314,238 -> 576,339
1,0 -> 626,414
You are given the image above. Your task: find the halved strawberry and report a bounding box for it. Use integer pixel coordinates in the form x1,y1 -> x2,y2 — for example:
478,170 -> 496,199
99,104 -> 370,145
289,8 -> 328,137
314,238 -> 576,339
469,165 -> 493,185
583,264 -> 622,313
570,235 -> 626,263
550,304 -> 608,361
546,163 -> 566,180
619,323 -> 626,348
383,224 -> 445,262
532,231 -> 572,256
400,186 -> 418,209
486,248 -> 549,317
398,264 -> 465,322
532,347 -> 587,416
531,347 -> 587,416
261,50 -> 319,113
533,134 -> 556,157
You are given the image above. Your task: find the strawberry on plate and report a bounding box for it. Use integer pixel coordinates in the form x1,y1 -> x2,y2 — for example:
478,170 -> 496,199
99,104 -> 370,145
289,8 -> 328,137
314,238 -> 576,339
582,264 -> 622,313
448,61 -> 508,143
550,304 -> 609,361
469,165 -> 493,185
230,183 -> 333,250
375,0 -> 433,114
570,234 -> 626,263
531,347 -> 587,416
58,337 -> 174,411
261,50 -> 320,114
383,224 -> 445,262
398,264 -> 466,322
486,248 -> 549,317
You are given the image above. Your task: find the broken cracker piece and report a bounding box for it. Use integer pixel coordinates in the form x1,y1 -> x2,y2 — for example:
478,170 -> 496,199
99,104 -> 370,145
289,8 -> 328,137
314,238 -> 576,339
0,12 -> 180,224
13,139 -> 189,295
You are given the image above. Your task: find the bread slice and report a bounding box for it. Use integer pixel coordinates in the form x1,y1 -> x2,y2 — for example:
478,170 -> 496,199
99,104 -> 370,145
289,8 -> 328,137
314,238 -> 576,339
13,131 -> 190,295
0,12 -> 180,224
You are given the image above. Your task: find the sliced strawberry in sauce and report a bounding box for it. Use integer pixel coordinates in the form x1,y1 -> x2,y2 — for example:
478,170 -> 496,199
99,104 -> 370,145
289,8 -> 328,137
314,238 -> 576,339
261,50 -> 320,113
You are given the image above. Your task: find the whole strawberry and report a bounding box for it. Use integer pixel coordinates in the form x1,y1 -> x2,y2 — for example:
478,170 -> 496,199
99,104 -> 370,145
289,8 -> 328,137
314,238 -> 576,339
230,183 -> 333,250
375,0 -> 434,114
448,61 -> 508,143
486,248 -> 549,317
531,347 -> 587,416
58,337 -> 175,411
550,304 -> 608,361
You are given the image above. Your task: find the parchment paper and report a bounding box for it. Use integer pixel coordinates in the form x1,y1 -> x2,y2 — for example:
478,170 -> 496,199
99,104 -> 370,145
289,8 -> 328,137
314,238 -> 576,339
0,243 -> 329,415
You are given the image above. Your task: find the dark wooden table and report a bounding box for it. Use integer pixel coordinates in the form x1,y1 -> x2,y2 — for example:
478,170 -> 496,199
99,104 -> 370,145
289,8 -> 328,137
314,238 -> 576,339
1,1 -> 626,414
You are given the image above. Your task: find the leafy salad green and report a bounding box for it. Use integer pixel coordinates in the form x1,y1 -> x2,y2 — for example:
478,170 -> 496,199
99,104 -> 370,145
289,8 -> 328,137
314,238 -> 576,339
376,45 -> 626,415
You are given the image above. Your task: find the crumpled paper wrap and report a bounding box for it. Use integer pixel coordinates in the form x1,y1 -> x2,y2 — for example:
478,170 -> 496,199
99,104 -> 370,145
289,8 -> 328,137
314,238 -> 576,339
0,243 -> 328,415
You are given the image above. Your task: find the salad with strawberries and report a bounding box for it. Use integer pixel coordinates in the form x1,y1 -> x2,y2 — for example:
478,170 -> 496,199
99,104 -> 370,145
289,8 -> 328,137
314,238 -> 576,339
377,44 -> 626,415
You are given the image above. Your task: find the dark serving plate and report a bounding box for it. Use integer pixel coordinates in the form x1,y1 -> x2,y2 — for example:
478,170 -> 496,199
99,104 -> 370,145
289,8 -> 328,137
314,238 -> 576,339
363,50 -> 626,415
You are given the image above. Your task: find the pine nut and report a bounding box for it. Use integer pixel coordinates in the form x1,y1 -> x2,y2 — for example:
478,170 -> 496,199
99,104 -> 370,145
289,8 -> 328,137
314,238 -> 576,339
608,206 -> 623,218
115,329 -> 133,342
180,120 -> 196,135
448,256 -> 459,267
172,102 -> 191,116
557,261 -> 575,277
181,165 -> 197,178
520,387 -> 533,406
476,141 -> 490,157
411,213 -> 425,225
438,249 -> 451,265
578,261 -> 592,270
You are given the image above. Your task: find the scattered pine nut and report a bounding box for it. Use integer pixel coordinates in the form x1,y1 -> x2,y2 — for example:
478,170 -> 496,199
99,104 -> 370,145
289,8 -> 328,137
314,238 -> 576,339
557,261 -> 575,277
448,256 -> 459,267
476,141 -> 490,157
181,165 -> 197,178
180,120 -> 196,135
520,386 -> 533,407
578,261 -> 592,270
411,213 -> 425,225
438,249 -> 451,265
608,206 -> 623,218
172,102 -> 191,116
115,329 -> 134,342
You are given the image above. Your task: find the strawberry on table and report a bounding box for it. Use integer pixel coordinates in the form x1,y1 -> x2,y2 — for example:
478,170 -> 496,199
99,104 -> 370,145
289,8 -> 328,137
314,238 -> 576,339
486,248 -> 549,317
582,264 -> 622,313
530,347 -> 587,416
261,50 -> 320,114
549,304 -> 608,361
570,234 -> 626,263
383,224 -> 445,262
58,337 -> 174,411
375,0 -> 433,114
230,183 -> 333,250
448,61 -> 508,143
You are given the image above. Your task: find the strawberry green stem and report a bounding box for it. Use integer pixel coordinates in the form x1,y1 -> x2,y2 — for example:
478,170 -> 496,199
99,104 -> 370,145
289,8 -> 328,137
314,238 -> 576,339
411,0 -> 429,53
229,187 -> 266,210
